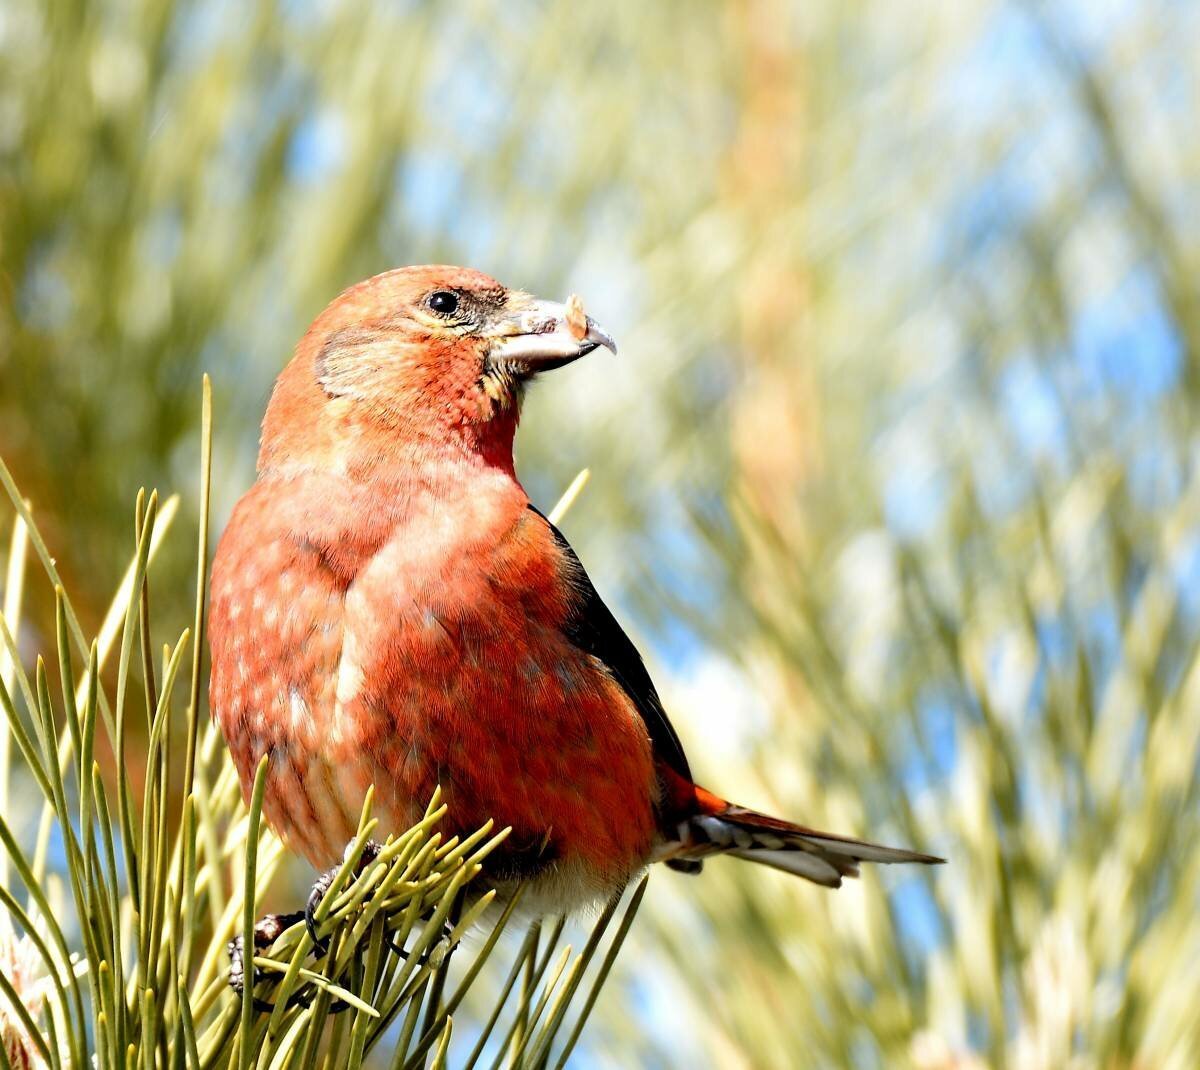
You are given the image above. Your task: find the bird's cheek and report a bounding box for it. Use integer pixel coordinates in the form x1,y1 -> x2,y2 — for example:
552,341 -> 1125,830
477,376 -> 514,417
477,359 -> 529,417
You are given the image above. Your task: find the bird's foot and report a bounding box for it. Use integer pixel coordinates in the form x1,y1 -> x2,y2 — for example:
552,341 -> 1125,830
226,840 -> 456,1013
228,910 -> 355,1014
304,841 -> 451,962
227,910 -> 305,1008
305,839 -> 384,953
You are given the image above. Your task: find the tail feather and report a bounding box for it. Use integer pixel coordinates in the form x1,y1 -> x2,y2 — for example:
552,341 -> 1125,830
660,791 -> 944,889
727,847 -> 847,887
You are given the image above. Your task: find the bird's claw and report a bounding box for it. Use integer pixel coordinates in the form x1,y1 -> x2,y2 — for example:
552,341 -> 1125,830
226,839 -> 450,1014
228,910 -> 352,1014
227,910 -> 304,1000
304,869 -> 336,954
304,839 -> 384,953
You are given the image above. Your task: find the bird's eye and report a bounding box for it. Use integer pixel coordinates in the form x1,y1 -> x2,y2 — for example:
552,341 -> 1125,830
427,291 -> 459,316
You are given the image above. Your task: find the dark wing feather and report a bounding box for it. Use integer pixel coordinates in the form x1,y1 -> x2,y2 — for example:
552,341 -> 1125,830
527,504 -> 693,785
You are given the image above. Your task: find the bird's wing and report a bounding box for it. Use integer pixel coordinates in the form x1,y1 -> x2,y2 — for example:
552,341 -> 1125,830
526,504 -> 694,786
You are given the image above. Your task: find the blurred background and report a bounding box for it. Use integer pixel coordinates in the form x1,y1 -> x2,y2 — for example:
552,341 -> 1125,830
3,0 -> 1200,1066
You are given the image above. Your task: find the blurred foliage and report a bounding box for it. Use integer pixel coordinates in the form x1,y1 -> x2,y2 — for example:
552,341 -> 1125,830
3,0 -> 1200,1067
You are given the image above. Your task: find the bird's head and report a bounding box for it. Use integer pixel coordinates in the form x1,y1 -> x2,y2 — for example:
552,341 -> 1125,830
258,265 -> 615,477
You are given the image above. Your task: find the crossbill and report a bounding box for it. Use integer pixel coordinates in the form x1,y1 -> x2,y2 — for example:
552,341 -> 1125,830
209,265 -> 939,918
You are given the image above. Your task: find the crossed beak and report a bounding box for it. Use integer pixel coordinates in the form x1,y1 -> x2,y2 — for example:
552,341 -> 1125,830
487,298 -> 618,375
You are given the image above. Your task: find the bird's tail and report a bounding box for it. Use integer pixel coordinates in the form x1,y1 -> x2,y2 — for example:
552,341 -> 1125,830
659,786 -> 943,888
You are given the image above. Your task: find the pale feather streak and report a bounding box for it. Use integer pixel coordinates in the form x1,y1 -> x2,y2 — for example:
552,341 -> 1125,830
727,848 -> 847,887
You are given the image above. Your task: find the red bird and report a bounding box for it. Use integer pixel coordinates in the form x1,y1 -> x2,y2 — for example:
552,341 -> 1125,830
209,265 -> 939,919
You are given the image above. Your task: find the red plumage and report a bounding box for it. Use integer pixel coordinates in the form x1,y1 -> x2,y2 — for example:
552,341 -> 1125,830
209,265 -> 940,912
